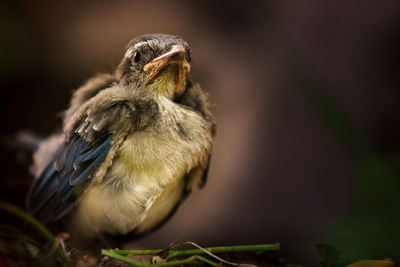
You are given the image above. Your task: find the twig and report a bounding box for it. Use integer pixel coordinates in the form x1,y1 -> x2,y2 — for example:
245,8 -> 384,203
181,241 -> 256,267
166,243 -> 280,260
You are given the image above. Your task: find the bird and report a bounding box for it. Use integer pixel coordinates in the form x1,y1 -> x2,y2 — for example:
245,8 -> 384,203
25,34 -> 216,247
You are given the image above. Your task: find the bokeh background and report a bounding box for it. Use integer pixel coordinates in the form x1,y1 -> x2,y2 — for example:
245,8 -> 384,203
1,0 -> 400,264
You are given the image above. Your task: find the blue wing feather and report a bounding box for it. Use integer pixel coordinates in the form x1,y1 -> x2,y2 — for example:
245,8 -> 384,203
70,136 -> 112,185
26,132 -> 113,223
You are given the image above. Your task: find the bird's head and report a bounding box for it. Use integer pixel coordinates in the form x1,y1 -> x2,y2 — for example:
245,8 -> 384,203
116,34 -> 192,99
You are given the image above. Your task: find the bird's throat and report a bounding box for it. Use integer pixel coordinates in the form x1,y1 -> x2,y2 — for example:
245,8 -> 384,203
146,64 -> 186,99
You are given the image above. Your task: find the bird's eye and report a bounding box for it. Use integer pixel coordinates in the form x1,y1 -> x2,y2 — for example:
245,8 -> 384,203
133,52 -> 141,63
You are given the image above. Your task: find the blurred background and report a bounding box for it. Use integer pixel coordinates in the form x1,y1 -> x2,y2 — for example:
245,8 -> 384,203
1,0 -> 400,264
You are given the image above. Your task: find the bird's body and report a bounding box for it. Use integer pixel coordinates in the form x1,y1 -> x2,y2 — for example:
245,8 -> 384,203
25,34 -> 215,243
73,87 -> 212,237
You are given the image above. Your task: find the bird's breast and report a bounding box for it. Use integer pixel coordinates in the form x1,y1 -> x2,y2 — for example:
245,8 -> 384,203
115,98 -> 212,183
75,102 -> 212,236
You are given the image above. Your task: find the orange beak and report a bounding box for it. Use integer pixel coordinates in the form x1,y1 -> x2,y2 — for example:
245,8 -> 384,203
143,45 -> 191,92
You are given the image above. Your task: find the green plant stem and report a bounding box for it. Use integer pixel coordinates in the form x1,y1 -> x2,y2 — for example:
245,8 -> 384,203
102,250 -> 218,266
166,243 -> 280,260
191,255 -> 220,266
103,243 -> 280,267
109,243 -> 279,259
0,200 -> 68,262
102,249 -> 149,266
115,249 -> 164,255
0,200 -> 55,244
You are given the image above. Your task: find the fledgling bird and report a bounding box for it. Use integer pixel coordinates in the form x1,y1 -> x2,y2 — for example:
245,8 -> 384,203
25,34 -> 216,246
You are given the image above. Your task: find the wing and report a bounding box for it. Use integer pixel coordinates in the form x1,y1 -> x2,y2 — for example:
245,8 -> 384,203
26,74 -> 117,223
26,85 -> 158,224
26,131 -> 113,223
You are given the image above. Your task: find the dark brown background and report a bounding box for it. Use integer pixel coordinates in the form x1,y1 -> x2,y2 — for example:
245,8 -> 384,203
1,0 -> 400,264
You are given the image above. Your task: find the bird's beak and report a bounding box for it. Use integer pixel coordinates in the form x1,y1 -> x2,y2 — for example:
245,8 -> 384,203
143,45 -> 191,92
